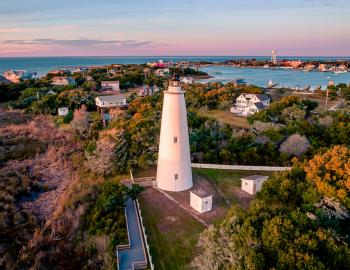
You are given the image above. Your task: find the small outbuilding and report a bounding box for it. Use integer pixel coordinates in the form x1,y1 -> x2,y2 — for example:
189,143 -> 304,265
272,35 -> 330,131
241,175 -> 269,195
190,189 -> 213,214
58,107 -> 69,116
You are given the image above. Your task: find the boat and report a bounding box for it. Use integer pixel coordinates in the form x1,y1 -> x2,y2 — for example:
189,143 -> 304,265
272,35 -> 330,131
267,80 -> 277,88
334,70 -> 347,74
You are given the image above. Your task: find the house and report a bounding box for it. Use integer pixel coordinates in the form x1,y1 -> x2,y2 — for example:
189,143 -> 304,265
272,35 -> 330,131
154,68 -> 170,77
58,107 -> 69,116
3,70 -> 37,83
180,76 -> 194,84
190,189 -> 213,213
230,93 -> 271,116
0,75 -> 11,85
51,77 -> 76,86
101,81 -> 120,92
95,94 -> 127,109
241,175 -> 269,195
231,78 -> 246,86
46,90 -> 57,95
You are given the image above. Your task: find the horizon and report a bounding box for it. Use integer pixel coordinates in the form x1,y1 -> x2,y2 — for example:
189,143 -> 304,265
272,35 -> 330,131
1,0 -> 350,57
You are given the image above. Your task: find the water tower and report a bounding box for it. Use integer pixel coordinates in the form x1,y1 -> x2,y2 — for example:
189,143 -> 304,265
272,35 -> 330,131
156,76 -> 193,192
271,49 -> 277,64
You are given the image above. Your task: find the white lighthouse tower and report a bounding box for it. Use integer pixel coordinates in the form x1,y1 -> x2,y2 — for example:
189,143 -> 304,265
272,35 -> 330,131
156,76 -> 193,192
271,49 -> 277,64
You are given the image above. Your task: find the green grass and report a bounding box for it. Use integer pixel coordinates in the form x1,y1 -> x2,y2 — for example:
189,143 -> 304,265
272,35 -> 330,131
193,168 -> 272,203
196,109 -> 250,128
139,191 -> 205,270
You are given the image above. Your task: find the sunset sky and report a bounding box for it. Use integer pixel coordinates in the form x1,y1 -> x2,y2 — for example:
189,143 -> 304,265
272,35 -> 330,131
0,0 -> 349,57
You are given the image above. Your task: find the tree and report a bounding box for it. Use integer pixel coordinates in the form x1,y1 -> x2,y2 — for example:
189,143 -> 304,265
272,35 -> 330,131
282,104 -> 306,122
85,136 -> 116,175
305,145 -> 350,208
71,105 -> 89,138
280,134 -> 310,157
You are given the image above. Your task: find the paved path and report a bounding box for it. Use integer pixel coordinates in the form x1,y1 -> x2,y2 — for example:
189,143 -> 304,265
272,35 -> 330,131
118,199 -> 147,270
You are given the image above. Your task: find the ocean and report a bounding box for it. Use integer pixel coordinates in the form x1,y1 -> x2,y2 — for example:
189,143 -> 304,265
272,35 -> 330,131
0,56 -> 350,88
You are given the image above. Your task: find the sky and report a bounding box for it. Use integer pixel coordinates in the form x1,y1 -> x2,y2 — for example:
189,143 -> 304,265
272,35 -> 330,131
0,0 -> 349,57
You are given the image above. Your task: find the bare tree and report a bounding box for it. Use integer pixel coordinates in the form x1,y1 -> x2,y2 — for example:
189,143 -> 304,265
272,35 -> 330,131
279,134 -> 310,156
71,105 -> 89,138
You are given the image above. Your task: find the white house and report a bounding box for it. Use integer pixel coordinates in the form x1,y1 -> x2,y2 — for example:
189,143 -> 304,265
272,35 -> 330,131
51,77 -> 76,86
230,93 -> 271,116
241,175 -> 269,195
101,81 -> 120,92
154,68 -> 170,77
180,76 -> 194,84
58,107 -> 69,116
95,94 -> 127,109
3,70 -> 37,83
190,190 -> 213,213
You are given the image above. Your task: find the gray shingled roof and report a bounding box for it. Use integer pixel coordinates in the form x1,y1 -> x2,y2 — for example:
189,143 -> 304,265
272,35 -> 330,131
255,94 -> 270,101
96,94 -> 126,102
253,102 -> 266,110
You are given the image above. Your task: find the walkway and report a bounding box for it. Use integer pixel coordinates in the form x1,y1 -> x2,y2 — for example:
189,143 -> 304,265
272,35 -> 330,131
117,199 -> 147,270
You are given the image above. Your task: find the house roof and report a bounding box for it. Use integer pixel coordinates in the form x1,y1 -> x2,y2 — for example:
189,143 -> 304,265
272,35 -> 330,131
253,102 -> 265,110
0,75 -> 10,84
52,76 -> 75,82
101,80 -> 119,84
255,94 -> 270,101
96,94 -> 127,102
191,189 -> 213,198
241,175 -> 269,181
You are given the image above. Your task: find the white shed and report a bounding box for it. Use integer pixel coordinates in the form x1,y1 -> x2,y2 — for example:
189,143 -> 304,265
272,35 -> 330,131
241,175 -> 269,195
190,190 -> 213,213
58,107 -> 69,116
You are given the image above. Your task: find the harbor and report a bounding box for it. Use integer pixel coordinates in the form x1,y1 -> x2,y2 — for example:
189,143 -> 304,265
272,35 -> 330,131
198,65 -> 350,89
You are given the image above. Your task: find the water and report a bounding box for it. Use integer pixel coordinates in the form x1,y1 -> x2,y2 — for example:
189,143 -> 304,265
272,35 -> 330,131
199,66 -> 350,88
0,56 -> 349,88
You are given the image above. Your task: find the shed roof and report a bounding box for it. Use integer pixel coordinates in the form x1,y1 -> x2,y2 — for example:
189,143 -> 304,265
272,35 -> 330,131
241,175 -> 269,181
190,189 -> 213,198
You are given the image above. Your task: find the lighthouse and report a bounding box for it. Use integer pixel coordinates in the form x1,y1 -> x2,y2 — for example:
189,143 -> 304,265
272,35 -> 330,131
156,76 -> 193,192
271,49 -> 277,64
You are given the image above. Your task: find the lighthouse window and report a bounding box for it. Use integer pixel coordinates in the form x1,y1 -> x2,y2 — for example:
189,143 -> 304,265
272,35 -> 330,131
175,174 -> 178,180
174,137 -> 178,143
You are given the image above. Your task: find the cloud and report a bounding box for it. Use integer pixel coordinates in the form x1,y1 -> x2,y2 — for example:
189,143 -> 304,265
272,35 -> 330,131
3,37 -> 167,48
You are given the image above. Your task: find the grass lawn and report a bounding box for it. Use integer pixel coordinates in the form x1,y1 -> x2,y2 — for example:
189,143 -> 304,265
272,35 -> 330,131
193,168 -> 272,204
139,188 -> 205,270
196,109 -> 250,128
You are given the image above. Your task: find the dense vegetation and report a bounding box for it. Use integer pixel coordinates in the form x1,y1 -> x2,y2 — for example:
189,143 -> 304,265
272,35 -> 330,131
192,148 -> 350,269
1,63 -> 350,270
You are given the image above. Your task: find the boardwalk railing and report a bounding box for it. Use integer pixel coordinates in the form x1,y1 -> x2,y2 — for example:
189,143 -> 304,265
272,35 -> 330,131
130,170 -> 155,270
191,163 -> 291,172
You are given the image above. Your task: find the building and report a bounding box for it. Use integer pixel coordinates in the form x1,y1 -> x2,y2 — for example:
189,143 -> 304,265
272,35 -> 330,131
190,190 -> 213,213
271,49 -> 277,64
180,76 -> 194,84
230,93 -> 271,116
154,68 -> 170,77
101,81 -> 120,92
156,77 -> 193,192
241,175 -> 269,195
58,107 -> 69,116
231,78 -> 247,86
95,94 -> 127,109
51,77 -> 76,86
3,70 -> 37,83
95,94 -> 128,124
0,75 -> 11,85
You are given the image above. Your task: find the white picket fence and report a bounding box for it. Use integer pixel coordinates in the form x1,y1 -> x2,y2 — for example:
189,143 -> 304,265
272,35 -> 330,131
191,163 -> 291,171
